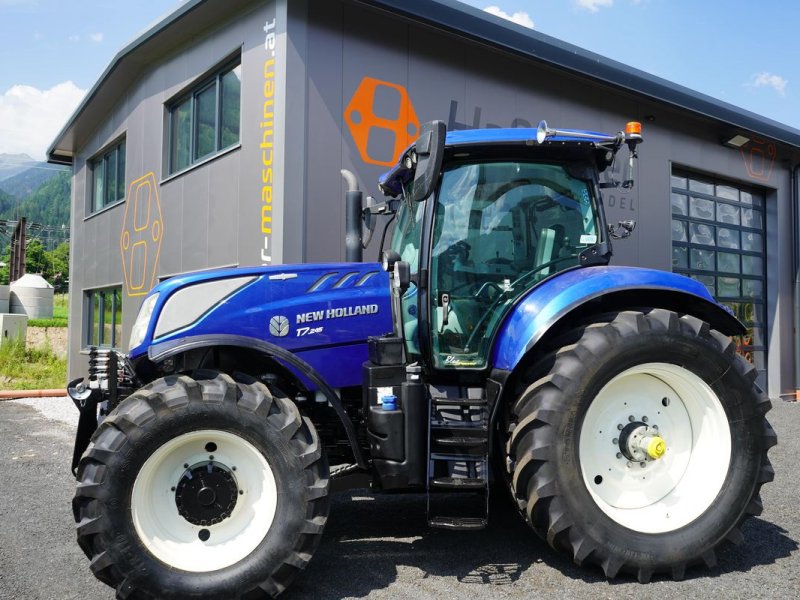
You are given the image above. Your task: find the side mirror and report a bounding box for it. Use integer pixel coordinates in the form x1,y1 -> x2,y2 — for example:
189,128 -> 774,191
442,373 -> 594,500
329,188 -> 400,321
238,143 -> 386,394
409,120 -> 446,203
608,220 -> 637,239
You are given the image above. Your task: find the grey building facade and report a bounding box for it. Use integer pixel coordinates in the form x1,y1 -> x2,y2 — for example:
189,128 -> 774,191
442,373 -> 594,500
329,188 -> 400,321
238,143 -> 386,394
49,0 -> 800,399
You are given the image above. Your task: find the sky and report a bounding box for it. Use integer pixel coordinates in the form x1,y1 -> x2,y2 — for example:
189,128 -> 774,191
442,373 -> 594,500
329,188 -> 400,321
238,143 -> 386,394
0,0 -> 798,161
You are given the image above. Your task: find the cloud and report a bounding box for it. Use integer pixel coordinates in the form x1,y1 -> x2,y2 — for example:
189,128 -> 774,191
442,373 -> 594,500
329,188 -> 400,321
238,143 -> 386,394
748,72 -> 787,96
576,0 -> 613,12
89,32 -> 104,43
0,81 -> 86,160
484,5 -> 534,29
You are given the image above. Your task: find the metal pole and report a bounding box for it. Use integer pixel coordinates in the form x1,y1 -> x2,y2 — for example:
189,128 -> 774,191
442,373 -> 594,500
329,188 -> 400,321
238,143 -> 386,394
792,165 -> 800,400
341,170 -> 363,263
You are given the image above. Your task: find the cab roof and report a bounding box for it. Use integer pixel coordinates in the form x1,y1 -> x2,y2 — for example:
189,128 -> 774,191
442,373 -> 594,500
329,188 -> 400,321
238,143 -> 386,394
445,127 -> 611,147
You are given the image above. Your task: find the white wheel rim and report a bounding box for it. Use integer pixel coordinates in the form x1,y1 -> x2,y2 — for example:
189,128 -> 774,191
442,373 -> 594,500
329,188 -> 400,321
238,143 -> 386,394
579,363 -> 731,533
131,429 -> 278,572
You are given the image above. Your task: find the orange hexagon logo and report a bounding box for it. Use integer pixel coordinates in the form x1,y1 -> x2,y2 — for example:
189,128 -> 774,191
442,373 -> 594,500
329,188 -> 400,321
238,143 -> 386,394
344,77 -> 419,167
740,137 -> 776,182
120,172 -> 164,297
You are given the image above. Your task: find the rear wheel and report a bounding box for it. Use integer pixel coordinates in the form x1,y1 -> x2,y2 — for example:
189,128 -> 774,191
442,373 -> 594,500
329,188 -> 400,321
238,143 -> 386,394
506,310 -> 776,581
73,370 -> 329,599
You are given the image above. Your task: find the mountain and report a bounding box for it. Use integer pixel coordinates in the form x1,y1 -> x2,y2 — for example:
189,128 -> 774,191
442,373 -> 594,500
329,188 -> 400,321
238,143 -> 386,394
0,153 -> 38,181
0,187 -> 15,216
0,163 -> 68,199
0,170 -> 71,227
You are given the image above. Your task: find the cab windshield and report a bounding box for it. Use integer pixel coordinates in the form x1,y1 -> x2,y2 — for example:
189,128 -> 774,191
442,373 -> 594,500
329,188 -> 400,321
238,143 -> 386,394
430,160 -> 600,369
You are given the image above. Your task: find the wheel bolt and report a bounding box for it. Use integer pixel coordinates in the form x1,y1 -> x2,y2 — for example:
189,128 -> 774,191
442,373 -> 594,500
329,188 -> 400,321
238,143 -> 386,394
209,455 -> 214,460
183,463 -> 189,469
640,462 -> 646,468
239,490 -> 244,495
617,424 -> 624,431
232,466 -> 237,471
642,416 -> 648,423
171,486 -> 176,492
628,415 -> 635,422
612,438 -> 619,445
616,452 -> 622,459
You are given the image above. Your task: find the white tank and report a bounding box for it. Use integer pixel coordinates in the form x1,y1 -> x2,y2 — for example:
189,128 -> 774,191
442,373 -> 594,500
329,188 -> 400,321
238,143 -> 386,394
10,274 -> 54,319
0,284 -> 9,313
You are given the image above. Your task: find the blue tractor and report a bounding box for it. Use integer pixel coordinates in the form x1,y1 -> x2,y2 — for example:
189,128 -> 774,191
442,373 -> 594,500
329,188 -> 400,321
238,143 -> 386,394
69,120 -> 775,598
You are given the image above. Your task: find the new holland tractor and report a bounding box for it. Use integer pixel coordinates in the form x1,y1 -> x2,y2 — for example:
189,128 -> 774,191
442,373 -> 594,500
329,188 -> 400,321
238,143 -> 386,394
69,120 -> 775,598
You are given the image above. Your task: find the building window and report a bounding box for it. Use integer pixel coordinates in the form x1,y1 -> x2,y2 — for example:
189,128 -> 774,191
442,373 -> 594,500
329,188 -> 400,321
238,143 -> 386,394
86,287 -> 123,348
168,60 -> 241,174
670,170 -> 767,386
90,140 -> 126,213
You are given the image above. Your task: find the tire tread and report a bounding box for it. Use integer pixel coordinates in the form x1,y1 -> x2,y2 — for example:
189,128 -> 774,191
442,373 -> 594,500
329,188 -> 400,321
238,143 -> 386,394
506,309 -> 775,581
73,370 -> 329,599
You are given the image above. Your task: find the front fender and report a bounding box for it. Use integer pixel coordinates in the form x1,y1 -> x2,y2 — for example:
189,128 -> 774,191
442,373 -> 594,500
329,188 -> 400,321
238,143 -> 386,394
147,333 -> 367,468
491,266 -> 744,371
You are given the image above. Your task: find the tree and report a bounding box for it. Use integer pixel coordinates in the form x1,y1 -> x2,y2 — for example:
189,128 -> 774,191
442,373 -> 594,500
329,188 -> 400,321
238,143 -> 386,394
49,242 -> 70,292
0,245 -> 9,285
25,239 -> 47,276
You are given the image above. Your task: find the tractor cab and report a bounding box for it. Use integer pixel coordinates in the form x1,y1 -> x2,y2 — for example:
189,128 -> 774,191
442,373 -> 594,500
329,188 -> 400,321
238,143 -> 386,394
376,121 -> 640,373
357,120 -> 644,527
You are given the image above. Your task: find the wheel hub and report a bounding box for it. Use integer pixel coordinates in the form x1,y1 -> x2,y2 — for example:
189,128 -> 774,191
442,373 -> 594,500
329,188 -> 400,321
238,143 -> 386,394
175,462 -> 238,526
618,421 -> 667,463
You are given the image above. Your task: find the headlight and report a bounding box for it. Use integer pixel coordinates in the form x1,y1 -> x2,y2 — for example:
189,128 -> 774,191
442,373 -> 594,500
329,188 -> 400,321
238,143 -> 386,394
129,293 -> 159,351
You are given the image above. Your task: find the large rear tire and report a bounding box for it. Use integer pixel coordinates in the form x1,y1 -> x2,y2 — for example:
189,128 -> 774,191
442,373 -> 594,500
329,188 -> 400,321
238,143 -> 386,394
73,370 -> 329,599
506,310 -> 776,582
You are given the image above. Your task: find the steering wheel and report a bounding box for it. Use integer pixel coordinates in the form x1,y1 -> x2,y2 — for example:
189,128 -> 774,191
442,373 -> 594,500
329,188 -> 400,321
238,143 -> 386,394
449,279 -> 505,300
460,254 -> 579,352
506,254 -> 579,290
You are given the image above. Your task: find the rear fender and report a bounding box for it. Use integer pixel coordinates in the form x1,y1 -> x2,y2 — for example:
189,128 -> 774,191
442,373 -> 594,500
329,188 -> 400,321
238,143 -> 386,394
491,266 -> 744,372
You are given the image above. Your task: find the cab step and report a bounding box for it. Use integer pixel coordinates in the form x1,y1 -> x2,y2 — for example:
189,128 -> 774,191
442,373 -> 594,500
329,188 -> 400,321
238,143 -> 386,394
431,476 -> 485,489
428,516 -> 487,531
426,387 -> 490,529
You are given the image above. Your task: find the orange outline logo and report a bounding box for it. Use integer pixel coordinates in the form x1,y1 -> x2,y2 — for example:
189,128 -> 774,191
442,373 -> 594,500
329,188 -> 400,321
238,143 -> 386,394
345,77 -> 419,167
120,172 -> 164,297
740,138 -> 776,182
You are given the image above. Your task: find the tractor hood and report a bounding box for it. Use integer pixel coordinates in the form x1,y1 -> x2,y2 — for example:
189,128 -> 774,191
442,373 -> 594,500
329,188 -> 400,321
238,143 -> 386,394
129,263 -> 392,368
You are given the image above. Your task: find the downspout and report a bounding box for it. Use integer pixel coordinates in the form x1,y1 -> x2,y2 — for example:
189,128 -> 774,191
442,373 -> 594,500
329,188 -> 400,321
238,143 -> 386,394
793,163 -> 800,400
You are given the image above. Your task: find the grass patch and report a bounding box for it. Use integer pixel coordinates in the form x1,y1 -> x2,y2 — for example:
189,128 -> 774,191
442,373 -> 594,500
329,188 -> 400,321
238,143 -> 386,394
28,317 -> 68,328
0,337 -> 66,391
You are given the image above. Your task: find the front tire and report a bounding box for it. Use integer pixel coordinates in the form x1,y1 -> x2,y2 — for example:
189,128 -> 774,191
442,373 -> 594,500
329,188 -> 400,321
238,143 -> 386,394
73,371 -> 329,599
506,310 -> 776,581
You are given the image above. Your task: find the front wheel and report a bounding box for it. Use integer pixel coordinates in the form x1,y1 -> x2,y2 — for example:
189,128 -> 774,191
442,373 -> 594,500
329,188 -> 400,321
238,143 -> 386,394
506,310 -> 776,581
73,371 -> 329,599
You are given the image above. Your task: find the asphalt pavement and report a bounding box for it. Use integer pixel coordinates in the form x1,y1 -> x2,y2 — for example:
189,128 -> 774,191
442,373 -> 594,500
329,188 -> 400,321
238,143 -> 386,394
1,397 -> 798,600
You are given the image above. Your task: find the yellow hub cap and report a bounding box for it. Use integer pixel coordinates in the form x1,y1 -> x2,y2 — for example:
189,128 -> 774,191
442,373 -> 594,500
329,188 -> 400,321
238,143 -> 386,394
645,436 -> 667,460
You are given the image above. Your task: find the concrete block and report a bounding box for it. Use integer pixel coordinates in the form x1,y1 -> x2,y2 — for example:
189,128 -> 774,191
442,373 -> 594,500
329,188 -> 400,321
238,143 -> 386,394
0,313 -> 28,346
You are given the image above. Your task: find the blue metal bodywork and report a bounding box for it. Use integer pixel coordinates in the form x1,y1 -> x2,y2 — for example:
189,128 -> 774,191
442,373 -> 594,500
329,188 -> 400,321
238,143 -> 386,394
131,263 -> 393,390
132,257 -> 739,389
492,265 -> 737,370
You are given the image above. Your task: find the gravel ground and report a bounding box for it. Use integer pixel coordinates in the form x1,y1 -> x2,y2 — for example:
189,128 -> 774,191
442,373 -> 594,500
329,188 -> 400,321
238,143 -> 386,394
1,396 -> 798,600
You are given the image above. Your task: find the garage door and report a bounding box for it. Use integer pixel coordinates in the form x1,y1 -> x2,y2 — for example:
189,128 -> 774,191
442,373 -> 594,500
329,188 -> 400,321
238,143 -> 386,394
670,170 -> 767,387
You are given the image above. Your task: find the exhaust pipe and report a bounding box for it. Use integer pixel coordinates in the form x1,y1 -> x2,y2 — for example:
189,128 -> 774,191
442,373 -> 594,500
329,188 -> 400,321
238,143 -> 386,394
341,170 -> 363,263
